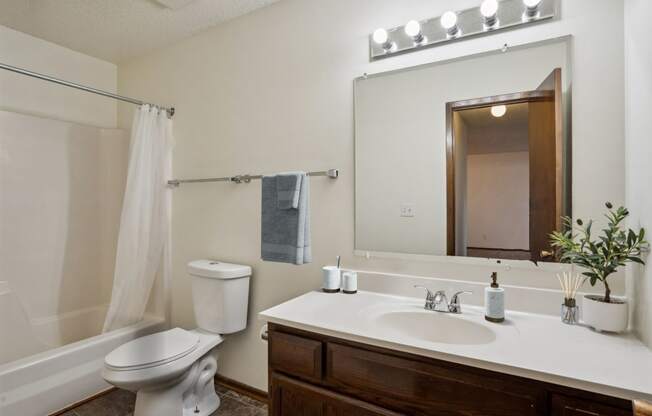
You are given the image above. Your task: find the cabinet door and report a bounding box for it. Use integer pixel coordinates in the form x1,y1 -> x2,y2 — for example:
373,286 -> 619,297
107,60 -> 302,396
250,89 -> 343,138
271,374 -> 325,416
271,372 -> 402,416
551,394 -> 631,416
326,342 -> 544,416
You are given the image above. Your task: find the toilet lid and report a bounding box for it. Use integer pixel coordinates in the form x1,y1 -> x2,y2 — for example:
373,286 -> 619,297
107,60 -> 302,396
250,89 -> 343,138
105,328 -> 200,371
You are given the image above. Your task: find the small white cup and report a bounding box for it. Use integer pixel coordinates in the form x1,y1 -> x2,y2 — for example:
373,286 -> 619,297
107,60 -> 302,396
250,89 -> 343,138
322,266 -> 341,293
341,271 -> 358,294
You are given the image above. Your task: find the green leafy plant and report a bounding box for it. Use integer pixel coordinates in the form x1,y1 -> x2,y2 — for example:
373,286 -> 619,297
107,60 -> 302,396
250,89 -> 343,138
550,202 -> 648,303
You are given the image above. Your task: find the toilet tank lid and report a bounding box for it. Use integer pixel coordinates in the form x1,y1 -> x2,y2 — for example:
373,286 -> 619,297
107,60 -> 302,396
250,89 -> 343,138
187,260 -> 252,279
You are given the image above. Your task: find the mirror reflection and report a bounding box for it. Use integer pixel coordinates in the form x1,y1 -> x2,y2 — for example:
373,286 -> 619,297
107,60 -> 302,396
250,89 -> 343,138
354,40 -> 571,262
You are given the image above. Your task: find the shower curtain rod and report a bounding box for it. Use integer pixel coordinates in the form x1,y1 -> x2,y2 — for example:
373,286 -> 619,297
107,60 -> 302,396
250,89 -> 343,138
0,62 -> 175,118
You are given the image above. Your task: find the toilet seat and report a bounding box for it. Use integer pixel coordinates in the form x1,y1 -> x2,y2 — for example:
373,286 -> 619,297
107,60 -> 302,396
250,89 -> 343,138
105,328 -> 200,371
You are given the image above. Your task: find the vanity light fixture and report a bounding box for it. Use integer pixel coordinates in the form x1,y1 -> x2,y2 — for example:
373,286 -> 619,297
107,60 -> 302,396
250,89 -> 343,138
480,0 -> 499,29
372,28 -> 395,52
491,105 -> 507,118
404,20 -> 426,44
368,0 -> 558,61
523,0 -> 542,20
441,11 -> 460,38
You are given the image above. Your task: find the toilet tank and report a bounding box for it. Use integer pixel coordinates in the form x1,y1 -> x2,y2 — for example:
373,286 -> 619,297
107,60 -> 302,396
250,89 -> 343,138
188,260 -> 251,334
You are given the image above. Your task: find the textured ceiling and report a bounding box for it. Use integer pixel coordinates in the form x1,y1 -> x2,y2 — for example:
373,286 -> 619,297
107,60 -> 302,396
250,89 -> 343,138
0,0 -> 280,63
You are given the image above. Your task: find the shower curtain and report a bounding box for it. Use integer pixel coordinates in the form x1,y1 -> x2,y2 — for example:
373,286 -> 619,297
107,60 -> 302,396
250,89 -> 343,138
103,105 -> 173,332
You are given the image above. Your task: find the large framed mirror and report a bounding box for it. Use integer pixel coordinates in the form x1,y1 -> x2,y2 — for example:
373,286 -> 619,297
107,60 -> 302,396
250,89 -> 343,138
354,38 -> 571,263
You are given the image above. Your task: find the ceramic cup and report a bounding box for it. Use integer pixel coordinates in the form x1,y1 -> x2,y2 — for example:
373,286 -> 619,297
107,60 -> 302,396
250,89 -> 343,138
322,266 -> 341,293
341,271 -> 358,294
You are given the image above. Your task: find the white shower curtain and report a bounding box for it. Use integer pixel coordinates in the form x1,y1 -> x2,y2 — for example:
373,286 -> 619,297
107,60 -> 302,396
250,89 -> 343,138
103,105 -> 173,333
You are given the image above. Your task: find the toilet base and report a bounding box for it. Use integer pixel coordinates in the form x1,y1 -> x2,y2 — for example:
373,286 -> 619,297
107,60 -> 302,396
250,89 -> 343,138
134,354 -> 219,416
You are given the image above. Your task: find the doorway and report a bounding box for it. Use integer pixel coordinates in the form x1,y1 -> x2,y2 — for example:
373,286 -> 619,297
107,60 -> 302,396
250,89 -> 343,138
446,68 -> 566,262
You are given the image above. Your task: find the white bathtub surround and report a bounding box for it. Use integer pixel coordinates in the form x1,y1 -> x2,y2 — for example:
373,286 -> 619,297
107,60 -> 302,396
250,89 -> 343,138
0,281 -> 48,364
0,110 -> 130,362
260,290 -> 652,402
103,105 -> 173,332
0,316 -> 165,416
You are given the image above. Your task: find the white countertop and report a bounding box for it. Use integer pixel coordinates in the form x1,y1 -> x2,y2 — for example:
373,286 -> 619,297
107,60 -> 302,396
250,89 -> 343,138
259,290 -> 652,402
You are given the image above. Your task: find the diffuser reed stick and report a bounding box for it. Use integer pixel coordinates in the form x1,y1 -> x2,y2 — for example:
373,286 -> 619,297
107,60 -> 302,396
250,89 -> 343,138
556,272 -> 585,304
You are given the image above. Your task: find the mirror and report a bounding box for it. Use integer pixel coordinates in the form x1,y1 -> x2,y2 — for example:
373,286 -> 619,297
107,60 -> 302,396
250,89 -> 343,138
354,40 -> 571,262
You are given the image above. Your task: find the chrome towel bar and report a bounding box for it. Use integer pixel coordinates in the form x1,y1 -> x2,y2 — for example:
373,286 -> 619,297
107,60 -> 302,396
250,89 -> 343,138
168,168 -> 338,187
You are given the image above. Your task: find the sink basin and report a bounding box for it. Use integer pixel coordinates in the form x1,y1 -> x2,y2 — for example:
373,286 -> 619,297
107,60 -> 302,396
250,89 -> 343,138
373,310 -> 496,345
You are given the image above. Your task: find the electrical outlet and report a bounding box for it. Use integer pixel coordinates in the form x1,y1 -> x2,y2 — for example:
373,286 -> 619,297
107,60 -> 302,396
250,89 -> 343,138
400,204 -> 415,217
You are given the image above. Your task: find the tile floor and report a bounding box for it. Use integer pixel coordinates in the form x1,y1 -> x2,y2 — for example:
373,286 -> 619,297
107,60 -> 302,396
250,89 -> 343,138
59,383 -> 268,416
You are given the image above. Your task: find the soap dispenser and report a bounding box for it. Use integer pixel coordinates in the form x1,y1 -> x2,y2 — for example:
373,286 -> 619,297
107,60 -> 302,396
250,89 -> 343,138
485,272 -> 505,323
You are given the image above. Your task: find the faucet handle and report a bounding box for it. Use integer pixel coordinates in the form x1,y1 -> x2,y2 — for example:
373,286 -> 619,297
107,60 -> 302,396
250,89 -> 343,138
449,291 -> 473,314
414,285 -> 436,310
414,285 -> 434,299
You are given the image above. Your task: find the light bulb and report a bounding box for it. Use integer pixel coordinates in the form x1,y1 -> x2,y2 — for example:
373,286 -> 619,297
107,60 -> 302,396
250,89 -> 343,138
372,28 -> 388,45
481,0 -> 498,18
523,0 -> 542,7
441,11 -> 459,37
440,11 -> 458,29
405,20 -> 421,37
481,0 -> 499,29
523,0 -> 542,19
404,20 -> 425,44
491,105 -> 507,118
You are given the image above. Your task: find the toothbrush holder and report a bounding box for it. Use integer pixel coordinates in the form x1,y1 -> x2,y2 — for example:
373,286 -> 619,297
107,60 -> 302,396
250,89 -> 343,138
322,266 -> 341,293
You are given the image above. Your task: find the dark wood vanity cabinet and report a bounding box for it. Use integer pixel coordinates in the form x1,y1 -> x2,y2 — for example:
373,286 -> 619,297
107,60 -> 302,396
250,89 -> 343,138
268,323 -> 633,416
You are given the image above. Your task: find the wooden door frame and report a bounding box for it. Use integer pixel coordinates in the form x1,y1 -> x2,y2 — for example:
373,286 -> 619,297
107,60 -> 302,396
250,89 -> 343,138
445,90 -> 554,256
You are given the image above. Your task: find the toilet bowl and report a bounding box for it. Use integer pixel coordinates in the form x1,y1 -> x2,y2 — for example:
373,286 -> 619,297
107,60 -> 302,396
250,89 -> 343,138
102,261 -> 251,416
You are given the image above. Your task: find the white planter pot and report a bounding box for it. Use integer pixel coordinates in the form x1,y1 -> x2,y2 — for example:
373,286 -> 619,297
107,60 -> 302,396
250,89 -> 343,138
582,295 -> 628,333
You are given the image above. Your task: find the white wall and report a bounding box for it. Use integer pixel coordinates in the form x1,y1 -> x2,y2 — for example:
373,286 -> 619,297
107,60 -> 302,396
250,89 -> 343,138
0,111 -> 128,322
118,0 -> 626,390
0,24 -> 117,128
467,152 -> 530,250
625,0 -> 652,348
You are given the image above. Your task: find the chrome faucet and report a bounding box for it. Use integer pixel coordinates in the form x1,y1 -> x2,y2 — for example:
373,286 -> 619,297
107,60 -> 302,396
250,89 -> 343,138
414,286 -> 472,314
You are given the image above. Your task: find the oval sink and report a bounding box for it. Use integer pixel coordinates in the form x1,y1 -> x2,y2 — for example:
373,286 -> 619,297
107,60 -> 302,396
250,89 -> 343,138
374,310 -> 496,345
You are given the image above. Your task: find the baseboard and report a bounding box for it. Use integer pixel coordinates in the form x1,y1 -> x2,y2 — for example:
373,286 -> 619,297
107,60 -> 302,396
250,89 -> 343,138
214,374 -> 269,404
49,387 -> 116,416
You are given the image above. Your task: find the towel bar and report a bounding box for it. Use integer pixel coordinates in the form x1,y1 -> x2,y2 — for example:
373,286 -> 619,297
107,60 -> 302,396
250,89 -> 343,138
168,169 -> 338,188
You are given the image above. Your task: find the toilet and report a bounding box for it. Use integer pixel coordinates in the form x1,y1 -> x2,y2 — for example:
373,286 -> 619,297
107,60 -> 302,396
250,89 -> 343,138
102,260 -> 251,416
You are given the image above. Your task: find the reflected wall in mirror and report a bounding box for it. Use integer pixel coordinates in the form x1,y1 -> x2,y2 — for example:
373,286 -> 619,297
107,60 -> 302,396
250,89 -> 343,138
355,39 -> 571,262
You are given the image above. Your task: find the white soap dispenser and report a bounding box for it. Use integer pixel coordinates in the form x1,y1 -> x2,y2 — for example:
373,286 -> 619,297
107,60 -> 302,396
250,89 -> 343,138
485,272 -> 505,323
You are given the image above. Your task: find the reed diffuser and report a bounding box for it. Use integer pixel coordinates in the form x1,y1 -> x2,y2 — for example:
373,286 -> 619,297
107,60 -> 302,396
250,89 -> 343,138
556,272 -> 585,325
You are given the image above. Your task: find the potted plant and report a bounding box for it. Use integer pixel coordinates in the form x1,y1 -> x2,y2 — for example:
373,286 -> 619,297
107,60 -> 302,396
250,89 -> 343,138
550,202 -> 648,332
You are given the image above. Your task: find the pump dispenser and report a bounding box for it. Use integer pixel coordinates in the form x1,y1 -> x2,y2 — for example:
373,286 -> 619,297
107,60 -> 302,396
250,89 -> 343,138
485,272 -> 505,322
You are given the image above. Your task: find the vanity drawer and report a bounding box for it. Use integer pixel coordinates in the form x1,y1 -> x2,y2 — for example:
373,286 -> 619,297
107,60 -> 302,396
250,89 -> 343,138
269,329 -> 323,382
271,372 -> 403,416
325,342 -> 545,416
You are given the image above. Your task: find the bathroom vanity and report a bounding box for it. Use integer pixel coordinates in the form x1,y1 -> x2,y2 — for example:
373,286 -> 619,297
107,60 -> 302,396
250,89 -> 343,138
260,291 -> 652,416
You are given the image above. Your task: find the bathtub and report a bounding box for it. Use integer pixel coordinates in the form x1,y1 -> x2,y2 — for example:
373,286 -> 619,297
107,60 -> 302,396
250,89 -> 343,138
0,284 -> 166,415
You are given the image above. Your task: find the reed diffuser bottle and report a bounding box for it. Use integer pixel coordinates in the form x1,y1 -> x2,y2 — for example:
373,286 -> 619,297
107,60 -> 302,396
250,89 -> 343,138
557,272 -> 585,325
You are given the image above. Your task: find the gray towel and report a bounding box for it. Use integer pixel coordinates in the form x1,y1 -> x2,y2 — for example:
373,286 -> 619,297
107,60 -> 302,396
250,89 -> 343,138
261,172 -> 311,265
